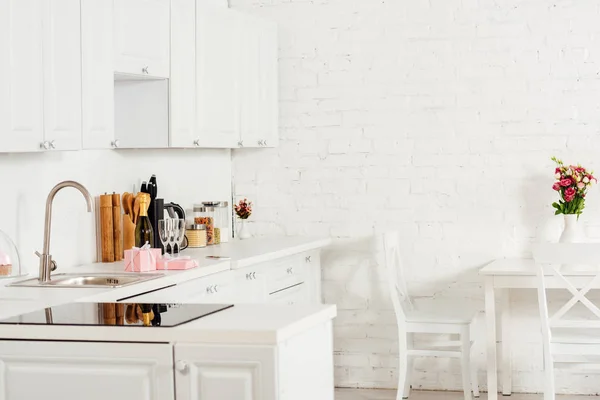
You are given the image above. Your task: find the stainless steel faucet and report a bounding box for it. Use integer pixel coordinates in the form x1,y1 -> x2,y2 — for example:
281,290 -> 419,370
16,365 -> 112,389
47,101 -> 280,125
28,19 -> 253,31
38,181 -> 93,283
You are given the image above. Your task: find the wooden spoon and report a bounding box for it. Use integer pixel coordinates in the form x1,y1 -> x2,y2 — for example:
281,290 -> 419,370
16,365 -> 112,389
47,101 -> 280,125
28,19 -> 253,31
133,193 -> 142,224
122,192 -> 132,216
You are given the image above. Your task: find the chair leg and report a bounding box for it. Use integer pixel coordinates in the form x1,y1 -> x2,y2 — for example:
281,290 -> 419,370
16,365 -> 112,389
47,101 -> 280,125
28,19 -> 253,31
543,357 -> 555,400
403,333 -> 414,398
460,328 -> 473,400
397,331 -> 411,400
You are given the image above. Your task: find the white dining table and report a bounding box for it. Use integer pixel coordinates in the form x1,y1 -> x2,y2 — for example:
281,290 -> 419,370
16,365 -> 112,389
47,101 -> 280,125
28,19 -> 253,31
480,258 -> 600,400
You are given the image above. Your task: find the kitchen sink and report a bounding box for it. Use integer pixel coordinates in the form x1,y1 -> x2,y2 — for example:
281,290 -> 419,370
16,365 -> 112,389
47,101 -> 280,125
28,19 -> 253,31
9,273 -> 164,288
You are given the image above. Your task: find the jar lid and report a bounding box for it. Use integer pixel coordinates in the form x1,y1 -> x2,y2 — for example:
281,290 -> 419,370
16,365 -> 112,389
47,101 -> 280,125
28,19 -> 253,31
188,224 -> 206,230
203,201 -> 228,207
193,206 -> 215,212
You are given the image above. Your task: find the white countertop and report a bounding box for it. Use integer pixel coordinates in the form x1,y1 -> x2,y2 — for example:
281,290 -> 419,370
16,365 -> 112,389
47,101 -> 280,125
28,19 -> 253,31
0,304 -> 337,345
0,236 -> 330,319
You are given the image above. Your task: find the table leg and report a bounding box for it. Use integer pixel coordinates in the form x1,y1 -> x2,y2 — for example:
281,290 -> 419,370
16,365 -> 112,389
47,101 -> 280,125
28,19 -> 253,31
485,276 -> 498,400
501,289 -> 512,396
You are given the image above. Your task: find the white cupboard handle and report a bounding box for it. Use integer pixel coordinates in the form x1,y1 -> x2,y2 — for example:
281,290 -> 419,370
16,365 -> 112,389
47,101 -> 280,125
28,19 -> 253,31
49,140 -> 55,149
142,66 -> 149,74
193,139 -> 200,147
111,140 -> 120,148
40,141 -> 50,150
175,361 -> 188,372
305,256 -> 312,263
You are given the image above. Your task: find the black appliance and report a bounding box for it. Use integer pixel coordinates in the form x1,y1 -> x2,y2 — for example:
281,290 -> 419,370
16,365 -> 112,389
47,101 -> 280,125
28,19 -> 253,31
164,202 -> 188,253
0,302 -> 233,328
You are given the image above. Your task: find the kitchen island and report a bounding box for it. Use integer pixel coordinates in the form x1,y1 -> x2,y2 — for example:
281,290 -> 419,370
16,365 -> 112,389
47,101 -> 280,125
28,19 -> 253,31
0,237 -> 335,400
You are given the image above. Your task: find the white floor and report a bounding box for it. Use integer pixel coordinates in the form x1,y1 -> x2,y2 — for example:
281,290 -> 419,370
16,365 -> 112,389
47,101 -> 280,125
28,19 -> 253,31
335,389 -> 589,399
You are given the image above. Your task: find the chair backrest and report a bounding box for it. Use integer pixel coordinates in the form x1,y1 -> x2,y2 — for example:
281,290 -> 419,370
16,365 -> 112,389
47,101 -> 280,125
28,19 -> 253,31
533,243 -> 600,336
382,231 -> 414,327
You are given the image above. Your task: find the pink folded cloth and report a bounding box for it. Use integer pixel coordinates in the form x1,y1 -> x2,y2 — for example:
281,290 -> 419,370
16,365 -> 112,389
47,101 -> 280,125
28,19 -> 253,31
156,257 -> 198,270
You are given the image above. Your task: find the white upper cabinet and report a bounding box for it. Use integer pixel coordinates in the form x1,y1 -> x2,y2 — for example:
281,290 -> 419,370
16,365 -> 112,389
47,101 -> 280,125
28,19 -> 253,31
81,0 -> 116,149
42,0 -> 82,151
238,16 -> 279,149
114,0 -> 170,78
0,0 -> 45,153
194,5 -> 241,148
170,0 -> 197,148
0,0 -> 82,153
170,3 -> 279,149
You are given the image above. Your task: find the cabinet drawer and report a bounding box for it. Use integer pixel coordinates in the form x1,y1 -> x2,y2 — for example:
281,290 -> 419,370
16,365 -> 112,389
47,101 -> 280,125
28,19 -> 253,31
126,271 -> 234,303
266,255 -> 306,294
268,282 -> 308,305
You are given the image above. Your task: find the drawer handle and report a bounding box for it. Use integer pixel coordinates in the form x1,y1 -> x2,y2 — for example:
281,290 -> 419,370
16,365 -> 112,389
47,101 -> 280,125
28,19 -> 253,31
142,65 -> 149,74
206,285 -> 214,294
286,267 -> 293,274
305,256 -> 312,263
246,272 -> 256,280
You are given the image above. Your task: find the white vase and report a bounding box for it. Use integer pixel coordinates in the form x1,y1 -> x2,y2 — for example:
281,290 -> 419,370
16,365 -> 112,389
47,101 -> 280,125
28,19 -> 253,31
559,214 -> 585,243
237,219 -> 251,240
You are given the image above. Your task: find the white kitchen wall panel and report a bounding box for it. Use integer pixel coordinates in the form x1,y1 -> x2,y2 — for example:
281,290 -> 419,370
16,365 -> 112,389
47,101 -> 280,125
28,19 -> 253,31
0,341 -> 175,400
81,0 -> 116,150
42,0 -> 82,151
0,0 -> 45,153
114,79 -> 170,149
114,0 -> 170,78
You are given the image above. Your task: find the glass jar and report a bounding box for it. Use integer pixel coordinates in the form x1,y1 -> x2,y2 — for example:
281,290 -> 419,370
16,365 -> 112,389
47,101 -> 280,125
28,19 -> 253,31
187,224 -> 207,248
204,201 -> 229,244
193,205 -> 215,245
0,229 -> 21,278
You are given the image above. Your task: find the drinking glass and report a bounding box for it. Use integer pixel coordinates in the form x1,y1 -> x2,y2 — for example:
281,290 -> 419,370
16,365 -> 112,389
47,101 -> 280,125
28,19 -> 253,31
169,218 -> 180,258
158,219 -> 171,258
173,219 -> 186,258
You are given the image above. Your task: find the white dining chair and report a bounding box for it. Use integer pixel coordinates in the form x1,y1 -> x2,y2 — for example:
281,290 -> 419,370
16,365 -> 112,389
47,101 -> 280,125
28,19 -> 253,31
382,231 -> 480,400
533,243 -> 600,400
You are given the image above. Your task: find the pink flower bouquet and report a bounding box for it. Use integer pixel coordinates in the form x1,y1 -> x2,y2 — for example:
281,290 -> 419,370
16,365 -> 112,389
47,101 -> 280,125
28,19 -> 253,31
234,198 -> 253,220
551,156 -> 596,217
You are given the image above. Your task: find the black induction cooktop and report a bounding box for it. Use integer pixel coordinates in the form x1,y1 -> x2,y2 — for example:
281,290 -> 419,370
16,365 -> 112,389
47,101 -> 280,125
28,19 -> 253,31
0,302 -> 233,327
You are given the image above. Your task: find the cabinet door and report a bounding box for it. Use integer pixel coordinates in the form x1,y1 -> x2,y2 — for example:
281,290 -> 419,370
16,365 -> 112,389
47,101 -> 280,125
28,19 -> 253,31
42,0 -> 82,151
114,0 -> 170,78
170,0 -> 196,148
175,344 -> 276,400
81,0 -> 115,149
0,341 -> 175,400
195,6 -> 240,148
0,0 -> 44,152
239,16 -> 279,149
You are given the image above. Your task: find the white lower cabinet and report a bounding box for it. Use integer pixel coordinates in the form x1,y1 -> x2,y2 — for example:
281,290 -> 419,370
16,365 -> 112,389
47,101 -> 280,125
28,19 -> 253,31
0,320 -> 334,400
175,344 -> 277,400
0,341 -> 174,400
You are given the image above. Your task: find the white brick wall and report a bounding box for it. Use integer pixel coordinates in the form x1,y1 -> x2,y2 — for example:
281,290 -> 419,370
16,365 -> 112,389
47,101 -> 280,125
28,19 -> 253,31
230,0 -> 600,394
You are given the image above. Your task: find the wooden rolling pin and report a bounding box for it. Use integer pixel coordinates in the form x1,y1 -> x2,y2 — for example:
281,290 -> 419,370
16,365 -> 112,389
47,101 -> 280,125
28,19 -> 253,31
99,194 -> 114,262
112,193 -> 123,261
